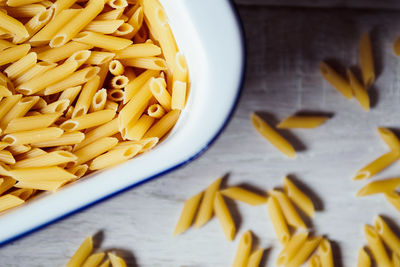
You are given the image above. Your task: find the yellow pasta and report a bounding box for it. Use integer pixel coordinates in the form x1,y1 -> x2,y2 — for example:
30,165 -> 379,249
320,61 -> 353,99
37,42 -> 93,63
107,88 -> 124,102
0,96 -> 39,129
81,252 -> 105,267
286,237 -> 322,267
86,51 -> 115,65
148,77 -> 171,111
359,32 -> 375,88
90,88 -> 107,112
233,230 -> 252,267
2,127 -> 63,145
125,114 -> 154,141
41,99 -> 70,114
66,236 -> 93,267
357,247 -> 371,267
213,191 -> 235,241
110,75 -> 129,89
84,19 -> 124,34
114,22 -> 133,36
385,191 -> 400,212
357,177 -> 400,197
0,177 -> 16,195
276,232 -> 309,265
247,248 -> 264,267
364,224 -> 392,267
0,39 -> 15,51
267,195 -> 290,245
347,68 -> 370,111
5,4 -> 46,18
109,59 -> 125,75
50,0 -> 105,47
220,187 -> 267,206
61,110 -> 115,132
96,8 -> 124,20
108,252 -> 127,267
73,75 -> 100,117
14,61 -> 57,86
194,177 -> 222,228
44,66 -> 100,95
378,127 -> 400,152
15,147 -> 46,161
89,143 -> 141,170
143,109 -> 180,139
270,190 -> 306,229
251,113 -> 296,158
13,151 -> 77,168
173,190 -> 205,238
4,52 -> 36,80
393,253 -> 400,267
277,115 -> 330,129
13,8 -> 53,44
0,194 -> 24,213
308,254 -> 322,267
353,151 -> 399,180
74,137 -> 118,165
7,144 -> 29,155
52,0 -> 77,16
10,188 -> 35,201
98,259 -> 111,267
374,215 -> 400,254
147,103 -> 165,118
59,86 -> 82,104
0,94 -> 22,121
105,100 -> 118,112
0,44 -> 30,67
115,43 -> 161,59
0,150 -> 15,164
0,10 -> 28,39
115,137 -> 158,153
394,36 -> 400,56
75,118 -> 118,150
67,164 -> 88,179
121,57 -> 167,70
124,69 -> 159,103
73,31 -> 132,51
171,81 -> 187,110
318,238 -> 333,267
283,176 -> 314,218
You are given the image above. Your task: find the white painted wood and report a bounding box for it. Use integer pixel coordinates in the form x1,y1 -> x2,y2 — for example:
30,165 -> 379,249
1,5 -> 400,267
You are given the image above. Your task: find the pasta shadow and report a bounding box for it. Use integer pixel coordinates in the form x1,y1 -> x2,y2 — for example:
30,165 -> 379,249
258,247 -> 272,267
254,111 -> 306,152
92,230 -> 105,250
294,110 -> 334,119
330,240 -> 344,267
103,247 -> 138,267
286,174 -> 324,212
380,214 -> 400,239
235,183 -> 268,198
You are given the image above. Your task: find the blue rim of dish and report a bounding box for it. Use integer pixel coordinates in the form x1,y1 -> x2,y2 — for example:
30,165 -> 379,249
0,1 -> 246,247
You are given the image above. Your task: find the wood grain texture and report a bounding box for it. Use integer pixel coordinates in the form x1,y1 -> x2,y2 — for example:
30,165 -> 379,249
1,4 -> 400,267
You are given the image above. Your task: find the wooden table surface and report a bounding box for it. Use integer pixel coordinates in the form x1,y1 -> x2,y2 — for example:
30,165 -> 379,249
2,1 -> 400,266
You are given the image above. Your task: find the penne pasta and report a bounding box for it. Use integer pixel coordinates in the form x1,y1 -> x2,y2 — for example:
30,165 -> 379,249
2,127 -> 63,145
267,195 -> 290,245
171,81 -> 187,110
96,8 -> 124,20
357,247 -> 371,267
251,113 -> 296,158
283,176 -> 315,218
353,151 -> 399,180
10,166 -> 76,181
84,19 -> 124,34
320,61 -> 353,99
121,57 -> 167,70
233,230 -> 252,267
269,190 -> 306,229
105,100 -> 118,112
347,68 -> 370,111
124,69 -> 159,103
378,127 -> 400,152
364,224 -> 392,267
277,115 -> 330,129
7,144 -> 30,155
82,252 -> 105,267
73,137 -> 118,165
109,59 -> 125,75
89,143 -> 141,170
0,39 -> 15,51
194,177 -> 222,228
90,88 -> 107,112
60,109 -> 115,132
15,179 -> 70,191
247,249 -> 264,267
143,109 -> 179,139
357,177 -> 400,196
75,118 -> 118,150
374,215 -> 400,254
98,259 -> 111,267
14,61 -> 57,86
73,75 -> 100,118
308,254 -> 322,267
149,77 -> 171,111
115,43 -> 161,59
0,94 -> 22,121
40,99 -> 70,114
393,253 -> 400,267
220,186 -> 267,206
173,191 -> 203,236
66,236 -> 93,267
0,96 -> 39,129
10,188 -> 35,201
214,191 -> 236,241
125,114 -> 154,140
318,238 -> 334,267
110,75 -> 129,89
4,52 -> 36,80
0,150 -> 15,164
86,51 -> 115,65
114,22 -> 133,36
114,137 -> 159,154
5,4 -> 45,18
0,194 -> 24,213
385,191 -> 400,212
37,42 -> 93,63
13,150 -> 77,168
394,36 -> 400,56
108,252 -> 127,267
285,237 -> 322,267
15,147 -> 46,161
359,32 -> 375,88
67,164 -> 88,179
147,103 -> 165,118
0,44 -> 30,67
276,232 -> 309,265
0,10 -> 28,39
0,177 -> 16,195
53,0 -> 77,16
73,31 -> 132,51
58,86 -> 82,104
107,88 -> 124,102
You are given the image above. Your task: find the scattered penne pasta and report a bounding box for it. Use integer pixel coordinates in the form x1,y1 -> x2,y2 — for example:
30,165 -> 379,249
353,151 -> 399,180
320,61 -> 353,99
232,230 -> 252,267
220,186 -> 267,206
267,195 -> 290,245
173,191 -> 203,236
357,177 -> 400,197
213,191 -> 236,241
347,68 -> 370,111
277,115 -> 330,129
357,247 -> 371,267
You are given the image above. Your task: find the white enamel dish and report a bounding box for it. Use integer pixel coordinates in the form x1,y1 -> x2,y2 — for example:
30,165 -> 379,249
0,0 -> 245,245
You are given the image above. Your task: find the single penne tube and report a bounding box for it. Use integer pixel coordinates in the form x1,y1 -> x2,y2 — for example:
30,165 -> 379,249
7,144 -> 31,155
251,113 -> 296,158
359,32 -> 375,88
89,143 -> 142,170
44,66 -> 100,95
357,247 -> 371,267
0,44 -> 30,67
0,39 -> 15,51
15,147 -> 46,161
174,51 -> 188,81
318,239 -> 334,267
10,188 -> 35,201
37,42 -> 93,63
125,5 -> 143,38
0,96 -> 39,129
308,254 -> 322,267
107,88 -> 124,102
283,176 -> 315,218
2,127 -> 63,145
357,177 -> 400,196
15,178 -> 70,191
374,215 -> 400,253
125,114 -> 154,141
90,88 -> 107,112
109,59 -> 124,75
13,8 -> 53,44
83,19 -> 124,34
277,115 -> 330,129
149,77 -> 171,111
73,137 -> 118,165
0,94 -> 22,121
233,230 -> 252,267
52,0 -> 77,16
121,57 -> 167,70
81,252 -> 105,267
9,166 -> 76,182
173,191 -> 203,236
171,81 -> 187,110
0,177 -> 16,195
0,150 -> 15,164
66,236 -> 93,267
5,4 -> 46,18
286,237 -> 322,267
347,69 -> 370,111
385,192 -> 400,212
378,127 -> 400,152
50,0 -> 105,47
114,137 -> 159,153
40,99 -> 70,114
86,51 -> 115,65
220,187 -> 267,206
114,22 -> 133,36
115,43 -> 161,59
247,249 -> 264,267
108,0 -> 128,8
95,8 -> 124,20
7,0 -> 43,7
4,52 -> 36,80
124,69 -> 159,103
267,195 -> 290,245
364,224 -> 392,267
194,177 -> 222,228
73,75 -> 100,118
108,253 -> 127,267
270,190 -> 306,229
14,61 -> 57,86
213,191 -> 236,241
59,86 -> 82,104
0,85 -> 11,98
60,109 -> 115,132
0,10 -> 28,39
394,36 -> 400,56
13,150 -> 77,168
143,109 -> 180,139
73,31 -> 132,51
0,141 -> 10,150
147,103 -> 165,118
276,232 -> 309,265
67,164 -> 88,179
74,118 -> 118,150
353,151 -> 399,180
105,100 -> 118,112
320,61 -> 353,99
110,75 -> 129,89
0,194 -> 24,213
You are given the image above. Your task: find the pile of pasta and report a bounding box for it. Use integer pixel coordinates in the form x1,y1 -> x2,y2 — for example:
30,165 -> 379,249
0,0 -> 188,212
66,235 -> 127,267
174,176 -> 340,267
